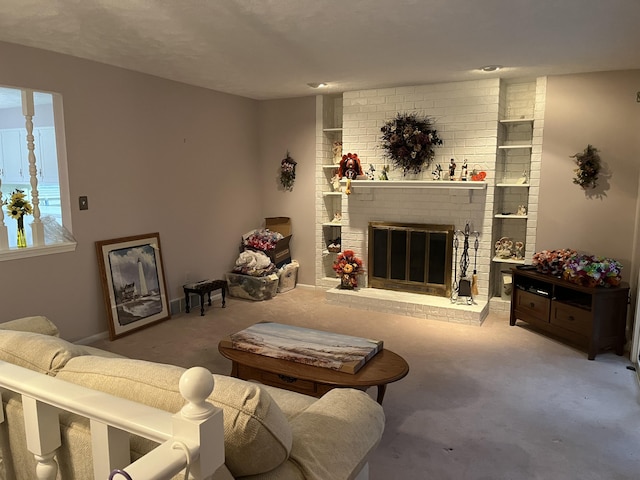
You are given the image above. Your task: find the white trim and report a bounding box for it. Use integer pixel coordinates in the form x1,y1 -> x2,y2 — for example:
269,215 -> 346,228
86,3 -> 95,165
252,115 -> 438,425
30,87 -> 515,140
340,179 -> 487,190
0,241 -> 77,261
74,330 -> 109,346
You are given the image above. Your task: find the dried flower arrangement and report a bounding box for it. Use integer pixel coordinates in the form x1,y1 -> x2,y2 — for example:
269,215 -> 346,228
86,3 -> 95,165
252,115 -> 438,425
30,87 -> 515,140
532,249 -> 577,276
571,144 -> 601,189
380,112 -> 443,175
280,151 -> 297,191
333,250 -> 364,289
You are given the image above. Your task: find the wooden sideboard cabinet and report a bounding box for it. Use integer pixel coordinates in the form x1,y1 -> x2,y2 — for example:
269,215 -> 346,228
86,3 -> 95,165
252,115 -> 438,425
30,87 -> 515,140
509,268 -> 629,360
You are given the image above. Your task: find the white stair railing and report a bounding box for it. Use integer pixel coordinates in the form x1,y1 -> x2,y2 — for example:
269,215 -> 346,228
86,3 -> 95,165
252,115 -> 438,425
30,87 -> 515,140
0,361 -> 224,480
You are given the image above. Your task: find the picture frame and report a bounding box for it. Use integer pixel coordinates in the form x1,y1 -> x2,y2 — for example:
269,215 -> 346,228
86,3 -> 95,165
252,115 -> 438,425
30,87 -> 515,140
95,232 -> 170,340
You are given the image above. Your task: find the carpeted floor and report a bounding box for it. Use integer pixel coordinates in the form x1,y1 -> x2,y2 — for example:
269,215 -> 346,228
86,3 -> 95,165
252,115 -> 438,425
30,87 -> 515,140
89,286 -> 640,480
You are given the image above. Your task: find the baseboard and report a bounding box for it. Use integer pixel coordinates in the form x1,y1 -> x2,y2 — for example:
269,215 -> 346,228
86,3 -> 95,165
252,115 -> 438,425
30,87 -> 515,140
76,293 -> 223,345
75,330 -> 109,345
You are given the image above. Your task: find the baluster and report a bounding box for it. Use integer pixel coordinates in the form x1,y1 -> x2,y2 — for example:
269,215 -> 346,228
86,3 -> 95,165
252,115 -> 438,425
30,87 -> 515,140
0,176 -> 8,249
21,396 -> 61,480
90,420 -> 131,478
21,89 -> 44,246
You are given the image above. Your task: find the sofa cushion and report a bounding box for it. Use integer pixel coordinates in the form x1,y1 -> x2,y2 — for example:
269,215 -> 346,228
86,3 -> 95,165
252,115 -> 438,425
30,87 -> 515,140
0,330 -> 87,375
259,383 -> 316,421
56,356 -> 292,477
0,316 -> 59,337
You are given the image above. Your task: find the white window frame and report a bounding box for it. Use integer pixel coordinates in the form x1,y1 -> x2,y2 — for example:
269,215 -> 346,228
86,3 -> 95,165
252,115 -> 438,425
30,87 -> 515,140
0,86 -> 76,261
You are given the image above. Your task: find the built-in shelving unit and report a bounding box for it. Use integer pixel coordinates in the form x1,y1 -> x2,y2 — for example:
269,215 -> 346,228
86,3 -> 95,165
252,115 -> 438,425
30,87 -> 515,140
491,80 -> 542,301
316,94 -> 344,287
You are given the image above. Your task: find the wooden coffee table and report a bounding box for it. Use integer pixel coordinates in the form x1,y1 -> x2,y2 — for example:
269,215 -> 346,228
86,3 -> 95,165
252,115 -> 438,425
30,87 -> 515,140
218,341 -> 409,405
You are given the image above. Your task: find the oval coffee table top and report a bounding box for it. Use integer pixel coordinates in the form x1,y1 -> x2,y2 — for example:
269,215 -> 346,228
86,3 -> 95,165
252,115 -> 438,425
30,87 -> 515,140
218,342 -> 409,388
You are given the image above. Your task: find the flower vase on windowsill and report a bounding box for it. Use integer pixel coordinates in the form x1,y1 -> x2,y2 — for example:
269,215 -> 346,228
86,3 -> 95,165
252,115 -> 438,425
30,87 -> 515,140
5,189 -> 32,249
16,216 -> 26,248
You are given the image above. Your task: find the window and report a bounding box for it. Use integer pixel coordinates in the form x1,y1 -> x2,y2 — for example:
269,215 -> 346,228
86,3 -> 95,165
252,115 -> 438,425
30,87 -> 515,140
0,86 -> 75,260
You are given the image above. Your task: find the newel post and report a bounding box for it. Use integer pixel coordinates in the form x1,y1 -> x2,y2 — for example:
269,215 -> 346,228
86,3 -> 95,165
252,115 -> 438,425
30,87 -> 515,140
111,367 -> 225,479
174,366 -> 225,479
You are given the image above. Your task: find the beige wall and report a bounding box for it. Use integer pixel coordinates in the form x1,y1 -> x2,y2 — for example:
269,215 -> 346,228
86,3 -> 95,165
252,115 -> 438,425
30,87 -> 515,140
2,39 -> 639,341
258,97 -> 316,285
538,70 -> 640,284
0,41 -> 263,340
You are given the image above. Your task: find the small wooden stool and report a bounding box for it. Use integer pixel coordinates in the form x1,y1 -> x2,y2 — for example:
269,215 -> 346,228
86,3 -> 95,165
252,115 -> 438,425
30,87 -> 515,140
183,279 -> 227,316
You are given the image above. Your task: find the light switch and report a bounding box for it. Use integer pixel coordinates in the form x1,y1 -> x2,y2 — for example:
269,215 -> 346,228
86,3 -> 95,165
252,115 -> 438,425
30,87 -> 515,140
79,196 -> 88,210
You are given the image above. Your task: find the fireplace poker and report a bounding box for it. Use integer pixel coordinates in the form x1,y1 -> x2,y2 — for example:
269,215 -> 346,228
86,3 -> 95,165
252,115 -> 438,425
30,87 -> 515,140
457,224 -> 472,299
452,234 -> 459,302
471,231 -> 480,296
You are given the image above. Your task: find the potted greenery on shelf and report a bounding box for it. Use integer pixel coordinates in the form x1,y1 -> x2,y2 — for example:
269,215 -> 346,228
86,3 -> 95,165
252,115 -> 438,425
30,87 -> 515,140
380,112 -> 443,176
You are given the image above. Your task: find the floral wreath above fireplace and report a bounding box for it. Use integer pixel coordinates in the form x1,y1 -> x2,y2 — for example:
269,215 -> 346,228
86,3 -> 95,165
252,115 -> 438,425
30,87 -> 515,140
380,112 -> 443,175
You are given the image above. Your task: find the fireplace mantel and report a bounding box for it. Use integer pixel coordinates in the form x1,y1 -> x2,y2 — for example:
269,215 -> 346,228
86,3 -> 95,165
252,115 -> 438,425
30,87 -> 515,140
340,180 -> 487,190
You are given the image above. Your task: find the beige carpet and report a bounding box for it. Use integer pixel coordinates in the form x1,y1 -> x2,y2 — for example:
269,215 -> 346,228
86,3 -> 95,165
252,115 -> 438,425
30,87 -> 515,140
90,286 -> 640,480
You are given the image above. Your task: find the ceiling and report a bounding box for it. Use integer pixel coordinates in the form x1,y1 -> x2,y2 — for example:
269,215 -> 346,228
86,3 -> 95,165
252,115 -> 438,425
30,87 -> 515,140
0,0 -> 638,100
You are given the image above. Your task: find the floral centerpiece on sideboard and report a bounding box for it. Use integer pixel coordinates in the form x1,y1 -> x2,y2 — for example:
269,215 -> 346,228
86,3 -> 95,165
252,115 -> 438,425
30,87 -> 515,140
532,249 -> 577,276
562,254 -> 622,287
333,250 -> 364,289
532,249 -> 623,288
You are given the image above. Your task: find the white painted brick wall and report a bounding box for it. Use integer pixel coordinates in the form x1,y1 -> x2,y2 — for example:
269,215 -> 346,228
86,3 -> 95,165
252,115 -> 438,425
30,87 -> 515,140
316,78 -> 546,315
338,79 -> 500,302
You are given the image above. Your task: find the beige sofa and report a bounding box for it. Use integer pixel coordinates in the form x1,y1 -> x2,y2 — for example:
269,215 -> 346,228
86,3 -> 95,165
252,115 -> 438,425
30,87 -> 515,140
0,316 -> 385,479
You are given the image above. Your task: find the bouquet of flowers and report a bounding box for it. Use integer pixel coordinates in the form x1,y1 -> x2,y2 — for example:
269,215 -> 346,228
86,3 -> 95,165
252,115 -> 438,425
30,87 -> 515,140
563,254 -> 622,287
380,112 -> 443,175
333,249 -> 364,289
532,249 -> 577,276
5,188 -> 32,220
4,188 -> 33,248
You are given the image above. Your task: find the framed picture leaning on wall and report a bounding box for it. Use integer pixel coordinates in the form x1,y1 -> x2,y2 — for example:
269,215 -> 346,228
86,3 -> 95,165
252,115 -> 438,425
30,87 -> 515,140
95,232 -> 170,340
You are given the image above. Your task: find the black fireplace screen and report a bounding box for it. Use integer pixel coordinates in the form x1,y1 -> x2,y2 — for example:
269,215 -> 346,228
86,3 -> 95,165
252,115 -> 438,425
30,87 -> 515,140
368,222 -> 453,297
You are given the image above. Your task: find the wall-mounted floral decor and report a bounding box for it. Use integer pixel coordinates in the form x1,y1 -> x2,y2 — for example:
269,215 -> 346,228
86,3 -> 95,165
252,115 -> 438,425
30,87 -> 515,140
380,112 -> 443,175
279,151 -> 297,191
571,144 -> 601,189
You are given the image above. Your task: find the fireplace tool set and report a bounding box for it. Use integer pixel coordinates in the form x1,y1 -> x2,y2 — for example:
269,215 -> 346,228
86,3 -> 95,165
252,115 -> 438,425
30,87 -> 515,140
452,223 -> 480,305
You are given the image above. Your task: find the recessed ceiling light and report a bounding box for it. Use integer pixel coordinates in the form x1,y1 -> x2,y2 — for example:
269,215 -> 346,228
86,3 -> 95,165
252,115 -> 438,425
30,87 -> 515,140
480,65 -> 503,72
307,82 -> 328,88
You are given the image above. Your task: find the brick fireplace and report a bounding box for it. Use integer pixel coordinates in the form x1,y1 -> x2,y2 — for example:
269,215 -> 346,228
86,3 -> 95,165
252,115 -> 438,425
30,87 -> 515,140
325,184 -> 491,325
318,77 -> 546,325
